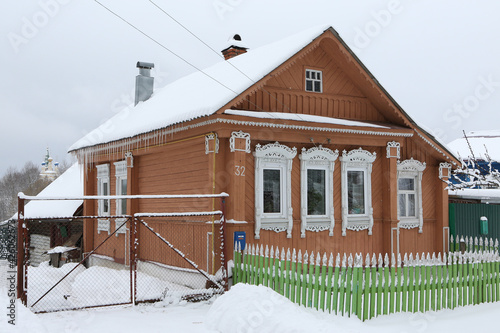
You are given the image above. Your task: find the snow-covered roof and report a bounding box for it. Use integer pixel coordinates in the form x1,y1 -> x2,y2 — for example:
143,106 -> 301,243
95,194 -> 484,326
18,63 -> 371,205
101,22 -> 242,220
69,25 -> 331,152
224,109 -> 391,129
447,130 -> 500,162
14,163 -> 83,219
449,188 -> 500,203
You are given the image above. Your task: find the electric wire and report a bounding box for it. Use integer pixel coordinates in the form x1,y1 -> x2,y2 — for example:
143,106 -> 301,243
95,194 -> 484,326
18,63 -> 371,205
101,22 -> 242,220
148,0 -> 303,120
94,0 -> 265,113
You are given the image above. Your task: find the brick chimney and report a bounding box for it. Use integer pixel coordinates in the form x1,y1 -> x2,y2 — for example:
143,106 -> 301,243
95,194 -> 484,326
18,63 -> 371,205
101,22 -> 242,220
221,34 -> 248,60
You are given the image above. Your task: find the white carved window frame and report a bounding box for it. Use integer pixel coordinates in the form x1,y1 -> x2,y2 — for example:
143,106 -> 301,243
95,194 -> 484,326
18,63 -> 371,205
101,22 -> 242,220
205,133 -> 219,154
299,145 -> 338,238
230,130 -> 251,153
96,164 -> 110,234
254,142 -> 297,239
340,148 -> 376,236
114,160 -> 128,236
397,158 -> 426,232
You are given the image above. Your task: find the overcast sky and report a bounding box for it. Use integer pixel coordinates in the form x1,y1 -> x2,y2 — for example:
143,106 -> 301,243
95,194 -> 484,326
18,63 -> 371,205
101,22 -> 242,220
2,0 -> 500,177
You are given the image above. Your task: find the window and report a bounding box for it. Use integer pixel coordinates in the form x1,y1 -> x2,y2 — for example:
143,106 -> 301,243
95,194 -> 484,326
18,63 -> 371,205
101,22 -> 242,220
397,158 -> 426,232
114,161 -> 128,235
300,146 -> 338,237
398,178 -> 416,217
96,164 -> 110,234
305,69 -> 322,93
254,142 -> 297,239
340,148 -> 376,236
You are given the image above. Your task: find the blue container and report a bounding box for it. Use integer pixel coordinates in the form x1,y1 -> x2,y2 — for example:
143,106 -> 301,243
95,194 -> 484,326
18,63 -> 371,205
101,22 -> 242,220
234,231 -> 246,251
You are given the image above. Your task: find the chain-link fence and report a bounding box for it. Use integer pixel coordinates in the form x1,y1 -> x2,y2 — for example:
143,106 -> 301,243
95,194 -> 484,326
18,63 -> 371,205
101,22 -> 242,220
17,194 -> 228,313
134,213 -> 227,304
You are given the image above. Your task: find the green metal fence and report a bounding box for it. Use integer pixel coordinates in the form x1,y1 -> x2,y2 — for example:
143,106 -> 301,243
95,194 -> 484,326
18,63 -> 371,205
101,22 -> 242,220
449,202 -> 500,240
233,243 -> 500,321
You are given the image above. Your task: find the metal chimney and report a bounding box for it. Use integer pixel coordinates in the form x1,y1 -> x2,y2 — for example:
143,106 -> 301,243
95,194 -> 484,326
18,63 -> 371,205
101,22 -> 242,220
135,61 -> 154,106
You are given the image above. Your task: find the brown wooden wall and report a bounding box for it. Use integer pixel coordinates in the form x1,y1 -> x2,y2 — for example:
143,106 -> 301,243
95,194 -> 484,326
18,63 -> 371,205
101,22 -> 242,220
234,44 -> 387,123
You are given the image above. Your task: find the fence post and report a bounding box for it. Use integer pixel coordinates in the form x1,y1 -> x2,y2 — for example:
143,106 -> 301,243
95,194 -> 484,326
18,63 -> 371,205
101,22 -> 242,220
326,253 -> 334,313
17,196 -> 26,305
131,216 -> 138,305
291,249 -> 297,303
220,198 -> 228,291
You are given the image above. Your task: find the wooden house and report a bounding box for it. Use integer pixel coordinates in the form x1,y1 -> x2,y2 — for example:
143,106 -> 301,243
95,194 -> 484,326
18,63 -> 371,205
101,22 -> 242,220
69,26 -> 459,273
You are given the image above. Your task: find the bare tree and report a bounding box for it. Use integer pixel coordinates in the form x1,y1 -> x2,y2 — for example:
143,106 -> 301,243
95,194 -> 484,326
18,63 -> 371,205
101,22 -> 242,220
445,131 -> 500,190
0,161 -> 53,221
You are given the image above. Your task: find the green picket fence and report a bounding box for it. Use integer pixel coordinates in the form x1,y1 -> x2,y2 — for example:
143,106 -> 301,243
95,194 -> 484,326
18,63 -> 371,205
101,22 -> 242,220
450,234 -> 499,253
232,242 -> 500,321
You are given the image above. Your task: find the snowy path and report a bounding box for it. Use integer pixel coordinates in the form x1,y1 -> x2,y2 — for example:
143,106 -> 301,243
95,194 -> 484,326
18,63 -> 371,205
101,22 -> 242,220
2,283 -> 500,333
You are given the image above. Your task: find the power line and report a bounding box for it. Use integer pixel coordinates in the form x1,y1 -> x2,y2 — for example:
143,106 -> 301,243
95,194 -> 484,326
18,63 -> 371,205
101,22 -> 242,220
94,0 -> 264,112
148,0 -> 302,119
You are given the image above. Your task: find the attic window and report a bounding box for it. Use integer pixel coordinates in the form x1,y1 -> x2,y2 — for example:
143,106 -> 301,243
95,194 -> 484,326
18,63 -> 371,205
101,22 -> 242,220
305,69 -> 322,93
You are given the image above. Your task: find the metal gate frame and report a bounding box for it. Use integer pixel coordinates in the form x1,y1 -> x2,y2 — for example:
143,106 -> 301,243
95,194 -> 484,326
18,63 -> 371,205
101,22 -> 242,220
17,192 -> 228,312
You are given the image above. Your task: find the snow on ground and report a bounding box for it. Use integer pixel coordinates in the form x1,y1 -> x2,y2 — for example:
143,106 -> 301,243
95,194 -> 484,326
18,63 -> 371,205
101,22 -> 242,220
2,260 -> 500,333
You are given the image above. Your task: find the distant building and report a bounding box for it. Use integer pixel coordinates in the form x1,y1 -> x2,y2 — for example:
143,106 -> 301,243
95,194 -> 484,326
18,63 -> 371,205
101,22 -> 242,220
40,148 -> 59,180
448,130 -> 500,189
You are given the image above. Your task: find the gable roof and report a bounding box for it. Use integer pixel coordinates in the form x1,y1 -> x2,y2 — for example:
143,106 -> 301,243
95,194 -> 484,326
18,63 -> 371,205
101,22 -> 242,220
68,26 -> 458,165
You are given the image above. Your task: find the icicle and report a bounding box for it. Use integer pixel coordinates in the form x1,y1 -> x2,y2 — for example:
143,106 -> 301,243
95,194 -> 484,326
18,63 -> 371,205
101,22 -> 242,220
322,253 -> 328,266
335,253 -> 340,267
298,250 -> 302,263
292,248 -> 297,262
287,248 -> 291,261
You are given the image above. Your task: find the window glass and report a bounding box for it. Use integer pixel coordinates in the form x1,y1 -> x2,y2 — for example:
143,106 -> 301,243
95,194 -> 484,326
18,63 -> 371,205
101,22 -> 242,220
347,170 -> 365,214
305,69 -> 322,93
398,193 -> 406,217
263,169 -> 281,213
120,178 -> 127,214
307,169 -> 326,215
398,178 -> 414,191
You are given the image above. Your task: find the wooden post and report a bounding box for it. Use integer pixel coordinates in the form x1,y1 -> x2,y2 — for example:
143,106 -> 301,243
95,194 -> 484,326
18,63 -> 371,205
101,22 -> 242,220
83,166 -> 95,255
228,131 -> 250,222
383,142 -> 400,256
17,196 -> 26,304
436,163 -> 451,254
